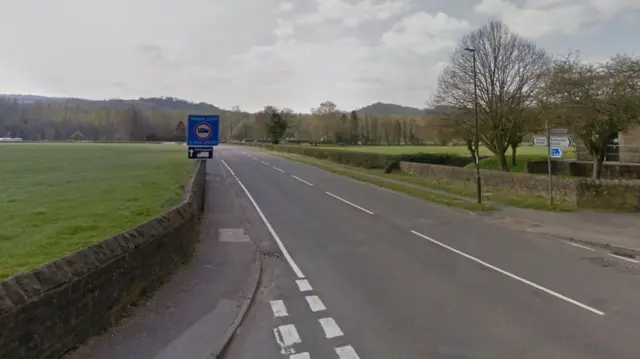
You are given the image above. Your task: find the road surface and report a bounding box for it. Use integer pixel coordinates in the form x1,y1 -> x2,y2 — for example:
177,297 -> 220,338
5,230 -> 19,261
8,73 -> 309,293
216,145 -> 640,359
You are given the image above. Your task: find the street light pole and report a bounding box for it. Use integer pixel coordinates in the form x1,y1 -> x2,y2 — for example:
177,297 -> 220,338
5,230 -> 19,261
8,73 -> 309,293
465,47 -> 482,204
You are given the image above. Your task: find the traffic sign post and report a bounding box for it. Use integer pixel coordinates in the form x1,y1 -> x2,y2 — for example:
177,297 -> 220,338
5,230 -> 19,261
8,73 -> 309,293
531,136 -> 572,148
187,114 -> 220,160
550,147 -> 563,159
188,147 -> 213,159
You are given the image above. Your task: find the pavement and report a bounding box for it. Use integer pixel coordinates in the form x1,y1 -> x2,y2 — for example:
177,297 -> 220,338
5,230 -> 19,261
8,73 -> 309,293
218,145 -> 640,359
63,157 -> 264,359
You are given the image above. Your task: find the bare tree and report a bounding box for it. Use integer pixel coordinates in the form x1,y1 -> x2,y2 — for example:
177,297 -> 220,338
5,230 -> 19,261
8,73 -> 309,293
434,20 -> 552,171
541,53 -> 640,179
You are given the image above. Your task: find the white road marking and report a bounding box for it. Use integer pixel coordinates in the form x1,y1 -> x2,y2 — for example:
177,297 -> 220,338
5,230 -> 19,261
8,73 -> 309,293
261,160 -> 269,165
609,253 -> 639,263
273,166 -> 286,173
296,279 -> 313,292
221,160 -> 305,278
270,300 -> 289,317
252,157 -> 259,161
335,345 -> 361,359
273,325 -> 301,354
318,317 -> 343,338
567,242 -> 595,251
305,295 -> 326,312
291,175 -> 314,186
290,353 -> 310,359
325,192 -> 374,215
411,230 -> 606,316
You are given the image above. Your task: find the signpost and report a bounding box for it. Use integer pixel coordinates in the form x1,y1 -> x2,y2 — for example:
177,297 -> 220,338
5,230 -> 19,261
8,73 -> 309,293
550,147 -> 563,159
187,114 -> 220,160
532,125 -> 571,206
188,147 -> 214,159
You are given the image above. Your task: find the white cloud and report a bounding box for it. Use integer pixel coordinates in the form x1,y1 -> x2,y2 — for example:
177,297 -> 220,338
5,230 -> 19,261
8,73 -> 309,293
381,12 -> 471,55
474,0 -> 640,38
297,0 -> 413,28
273,2 -> 295,14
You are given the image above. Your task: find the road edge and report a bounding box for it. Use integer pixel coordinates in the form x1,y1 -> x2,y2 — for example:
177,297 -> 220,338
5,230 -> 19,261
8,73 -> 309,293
205,249 -> 263,359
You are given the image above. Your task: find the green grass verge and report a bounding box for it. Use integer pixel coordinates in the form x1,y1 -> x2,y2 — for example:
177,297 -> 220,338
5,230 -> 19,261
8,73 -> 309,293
317,144 -> 576,157
265,151 -> 494,212
0,142 -> 192,279
264,149 -> 575,212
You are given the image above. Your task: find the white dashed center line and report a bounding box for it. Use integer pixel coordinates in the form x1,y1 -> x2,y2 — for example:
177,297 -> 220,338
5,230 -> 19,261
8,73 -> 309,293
318,317 -> 344,338
411,230 -> 605,316
273,166 -> 286,173
261,160 -> 269,165
609,253 -> 639,263
296,279 -> 313,292
335,345 -> 361,359
270,300 -> 289,317
291,175 -> 314,186
325,192 -> 374,215
567,242 -> 595,251
305,295 -> 326,312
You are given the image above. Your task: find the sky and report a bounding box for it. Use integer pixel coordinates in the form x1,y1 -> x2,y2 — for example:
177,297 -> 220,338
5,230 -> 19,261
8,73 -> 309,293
0,0 -> 639,113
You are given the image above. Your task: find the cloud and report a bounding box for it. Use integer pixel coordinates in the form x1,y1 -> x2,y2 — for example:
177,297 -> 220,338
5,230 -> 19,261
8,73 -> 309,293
381,12 -> 471,55
474,0 -> 640,38
296,0 -> 413,28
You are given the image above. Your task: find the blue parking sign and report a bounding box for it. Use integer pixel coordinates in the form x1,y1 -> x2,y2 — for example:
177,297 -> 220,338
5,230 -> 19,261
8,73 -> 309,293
187,114 -> 220,146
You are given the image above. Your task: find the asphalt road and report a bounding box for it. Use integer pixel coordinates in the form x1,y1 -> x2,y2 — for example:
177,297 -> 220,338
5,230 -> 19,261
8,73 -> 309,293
217,145 -> 640,359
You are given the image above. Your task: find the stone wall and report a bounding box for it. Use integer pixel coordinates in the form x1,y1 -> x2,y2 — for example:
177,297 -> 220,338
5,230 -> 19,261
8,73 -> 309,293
526,160 -> 640,179
0,161 -> 207,359
399,161 -> 578,203
399,161 -> 640,210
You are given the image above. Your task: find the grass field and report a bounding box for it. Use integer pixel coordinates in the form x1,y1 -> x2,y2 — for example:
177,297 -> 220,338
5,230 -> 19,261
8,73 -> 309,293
0,143 -> 192,279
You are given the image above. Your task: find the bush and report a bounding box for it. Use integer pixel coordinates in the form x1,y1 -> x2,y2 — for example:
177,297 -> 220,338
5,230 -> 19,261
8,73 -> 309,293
238,143 -> 474,172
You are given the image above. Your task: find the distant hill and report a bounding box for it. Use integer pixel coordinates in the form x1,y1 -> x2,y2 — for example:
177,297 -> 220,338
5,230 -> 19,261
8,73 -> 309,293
356,102 -> 426,116
0,94 -> 229,113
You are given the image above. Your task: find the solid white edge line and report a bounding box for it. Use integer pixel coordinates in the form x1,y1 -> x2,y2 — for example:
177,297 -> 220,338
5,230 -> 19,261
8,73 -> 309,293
410,230 -> 605,316
305,295 -> 326,312
221,160 -> 306,278
273,166 -> 285,173
335,345 -> 361,359
290,353 -> 310,359
568,242 -> 595,251
609,253 -> 639,263
318,317 -> 344,338
325,192 -> 374,215
270,300 -> 289,317
295,279 -> 313,292
291,175 -> 314,186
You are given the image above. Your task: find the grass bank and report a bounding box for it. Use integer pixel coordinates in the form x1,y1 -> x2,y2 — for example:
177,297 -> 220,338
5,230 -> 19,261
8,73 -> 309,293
262,149 -> 575,212
0,142 -> 192,279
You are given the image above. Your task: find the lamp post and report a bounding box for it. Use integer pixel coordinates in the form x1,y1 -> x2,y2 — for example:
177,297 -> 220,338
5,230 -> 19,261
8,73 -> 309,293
464,47 -> 482,204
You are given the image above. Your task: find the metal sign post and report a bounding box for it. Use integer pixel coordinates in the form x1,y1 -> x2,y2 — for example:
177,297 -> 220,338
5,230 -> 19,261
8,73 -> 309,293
546,122 -> 553,206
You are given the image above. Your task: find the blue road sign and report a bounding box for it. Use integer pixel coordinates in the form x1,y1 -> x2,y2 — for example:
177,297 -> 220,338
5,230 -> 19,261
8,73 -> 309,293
550,147 -> 563,159
187,114 -> 220,146
188,146 -> 213,159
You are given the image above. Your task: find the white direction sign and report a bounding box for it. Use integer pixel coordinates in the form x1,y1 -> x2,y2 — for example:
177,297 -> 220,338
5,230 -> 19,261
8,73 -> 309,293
532,136 -> 572,148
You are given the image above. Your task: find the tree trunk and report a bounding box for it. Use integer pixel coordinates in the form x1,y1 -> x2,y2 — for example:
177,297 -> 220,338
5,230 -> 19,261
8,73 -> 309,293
497,151 -> 509,171
511,145 -> 517,167
592,156 -> 604,179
